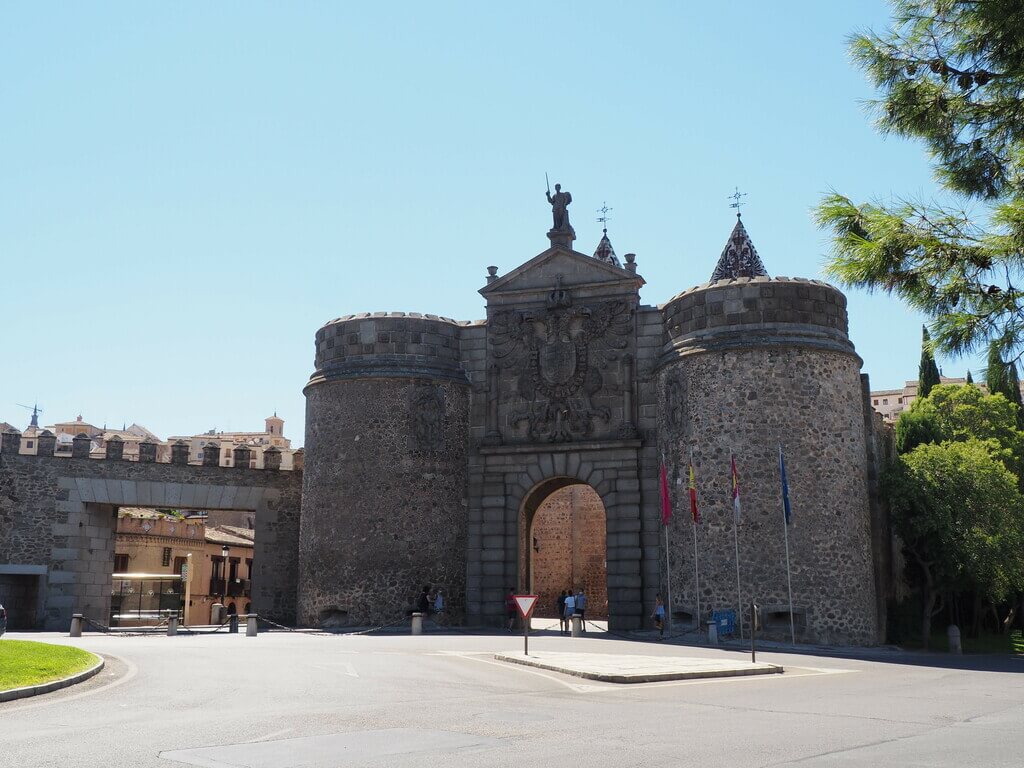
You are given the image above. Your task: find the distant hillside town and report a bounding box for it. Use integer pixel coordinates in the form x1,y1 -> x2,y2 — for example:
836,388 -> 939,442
870,377 -> 1024,424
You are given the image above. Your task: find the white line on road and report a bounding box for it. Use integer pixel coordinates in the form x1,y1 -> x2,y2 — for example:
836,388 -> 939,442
245,727 -> 294,743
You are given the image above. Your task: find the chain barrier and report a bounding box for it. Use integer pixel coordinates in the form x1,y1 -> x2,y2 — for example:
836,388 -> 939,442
179,618 -> 232,635
79,615 -> 171,638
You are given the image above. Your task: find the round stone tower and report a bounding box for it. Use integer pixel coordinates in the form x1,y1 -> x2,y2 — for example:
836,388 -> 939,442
657,219 -> 878,645
298,312 -> 471,628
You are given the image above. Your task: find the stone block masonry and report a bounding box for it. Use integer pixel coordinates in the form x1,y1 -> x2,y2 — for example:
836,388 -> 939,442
0,448 -> 302,630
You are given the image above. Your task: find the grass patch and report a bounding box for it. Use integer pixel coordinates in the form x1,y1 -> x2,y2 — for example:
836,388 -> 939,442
0,640 -> 98,691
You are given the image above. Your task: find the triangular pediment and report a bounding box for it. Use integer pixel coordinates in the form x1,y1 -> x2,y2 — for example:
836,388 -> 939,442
480,246 -> 643,298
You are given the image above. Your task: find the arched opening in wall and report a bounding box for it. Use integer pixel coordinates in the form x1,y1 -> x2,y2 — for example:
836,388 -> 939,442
520,480 -> 608,621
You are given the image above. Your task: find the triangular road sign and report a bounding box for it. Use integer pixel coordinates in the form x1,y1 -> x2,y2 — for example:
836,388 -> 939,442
514,594 -> 539,618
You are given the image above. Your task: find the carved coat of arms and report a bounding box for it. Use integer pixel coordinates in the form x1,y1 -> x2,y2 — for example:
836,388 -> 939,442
490,277 -> 633,442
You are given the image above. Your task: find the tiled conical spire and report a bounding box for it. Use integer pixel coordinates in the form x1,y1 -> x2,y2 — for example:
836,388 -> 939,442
709,215 -> 768,282
592,229 -> 622,268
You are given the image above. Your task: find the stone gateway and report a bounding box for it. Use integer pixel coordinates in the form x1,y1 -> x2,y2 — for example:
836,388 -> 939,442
298,209 -> 885,645
0,202 -> 885,644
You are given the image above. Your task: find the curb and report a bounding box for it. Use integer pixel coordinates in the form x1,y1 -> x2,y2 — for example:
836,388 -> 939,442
0,654 -> 105,703
494,654 -> 783,684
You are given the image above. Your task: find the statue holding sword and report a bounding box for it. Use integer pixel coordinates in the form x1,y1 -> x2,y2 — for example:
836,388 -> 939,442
545,173 -> 573,233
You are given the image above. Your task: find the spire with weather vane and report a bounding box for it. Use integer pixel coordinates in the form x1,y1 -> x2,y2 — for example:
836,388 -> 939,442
592,202 -> 622,267
709,187 -> 768,282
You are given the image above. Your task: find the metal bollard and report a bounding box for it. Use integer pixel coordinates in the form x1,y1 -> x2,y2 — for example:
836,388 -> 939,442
70,613 -> 83,638
167,615 -> 178,636
411,612 -> 423,635
571,615 -> 582,637
947,624 -> 962,654
246,614 -> 258,637
707,620 -> 718,645
229,614 -> 239,634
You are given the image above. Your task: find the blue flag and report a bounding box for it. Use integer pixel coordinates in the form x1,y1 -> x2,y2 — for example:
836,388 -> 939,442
779,446 -> 792,525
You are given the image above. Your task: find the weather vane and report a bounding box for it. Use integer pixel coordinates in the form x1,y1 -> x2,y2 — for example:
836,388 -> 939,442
728,186 -> 747,215
596,202 -> 613,231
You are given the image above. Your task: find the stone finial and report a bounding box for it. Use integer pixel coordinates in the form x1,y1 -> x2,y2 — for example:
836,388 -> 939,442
263,445 -> 282,471
72,432 -> 91,459
1,430 -> 22,455
486,266 -> 498,284
105,435 -> 124,460
36,430 -> 57,457
233,444 -> 252,469
624,252 -> 637,274
170,440 -> 190,465
202,441 -> 221,467
138,441 -> 157,463
592,230 -> 622,268
709,216 -> 768,282
291,448 -> 304,472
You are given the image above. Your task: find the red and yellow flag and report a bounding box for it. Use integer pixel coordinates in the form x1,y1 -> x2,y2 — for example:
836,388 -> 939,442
688,461 -> 701,523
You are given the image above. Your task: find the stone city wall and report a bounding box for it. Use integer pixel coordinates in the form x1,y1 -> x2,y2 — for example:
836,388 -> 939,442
0,438 -> 302,630
299,314 -> 471,627
655,277 -> 878,645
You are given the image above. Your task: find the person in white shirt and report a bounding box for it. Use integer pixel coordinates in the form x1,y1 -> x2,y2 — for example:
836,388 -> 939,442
563,591 -> 576,631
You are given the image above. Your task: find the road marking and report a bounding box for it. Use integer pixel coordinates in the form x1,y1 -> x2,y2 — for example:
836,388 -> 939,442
245,727 -> 294,743
310,662 -> 359,678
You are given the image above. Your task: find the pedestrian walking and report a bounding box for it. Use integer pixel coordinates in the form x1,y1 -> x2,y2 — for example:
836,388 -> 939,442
557,590 -> 568,635
563,590 -> 576,632
505,589 -> 517,631
575,589 -> 587,631
417,584 -> 431,615
433,589 -> 444,619
651,593 -> 666,639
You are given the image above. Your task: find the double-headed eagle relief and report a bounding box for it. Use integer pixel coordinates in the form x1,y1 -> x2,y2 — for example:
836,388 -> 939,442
490,276 -> 634,443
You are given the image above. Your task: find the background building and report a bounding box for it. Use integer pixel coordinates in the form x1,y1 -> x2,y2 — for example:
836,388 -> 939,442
870,377 -> 1024,423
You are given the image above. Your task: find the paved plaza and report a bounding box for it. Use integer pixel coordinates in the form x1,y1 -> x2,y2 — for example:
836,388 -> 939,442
1,630 -> 1022,767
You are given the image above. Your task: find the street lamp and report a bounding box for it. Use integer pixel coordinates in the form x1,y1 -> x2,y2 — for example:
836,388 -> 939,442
221,545 -> 229,605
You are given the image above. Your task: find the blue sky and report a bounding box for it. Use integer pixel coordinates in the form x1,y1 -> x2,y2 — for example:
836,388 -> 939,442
0,2 -> 979,443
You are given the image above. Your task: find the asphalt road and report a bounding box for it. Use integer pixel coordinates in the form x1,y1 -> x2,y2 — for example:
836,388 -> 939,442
1,627 -> 1022,768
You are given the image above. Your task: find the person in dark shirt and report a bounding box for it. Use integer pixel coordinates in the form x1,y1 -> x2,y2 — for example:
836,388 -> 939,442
417,584 -> 431,614
557,591 -> 568,635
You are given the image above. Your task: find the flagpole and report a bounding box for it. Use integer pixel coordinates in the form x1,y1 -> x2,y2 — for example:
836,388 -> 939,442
731,450 -> 743,641
690,447 -> 700,632
733,513 -> 742,641
662,451 -> 673,631
781,445 -> 796,644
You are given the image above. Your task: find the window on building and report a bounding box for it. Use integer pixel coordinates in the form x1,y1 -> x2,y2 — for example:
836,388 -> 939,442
26,440 -> 33,449
873,399 -> 878,405
245,558 -> 253,579
883,398 -> 888,405
211,556 -> 224,581
114,553 -> 129,573
161,547 -> 172,567
197,451 -> 203,460
228,558 -> 240,582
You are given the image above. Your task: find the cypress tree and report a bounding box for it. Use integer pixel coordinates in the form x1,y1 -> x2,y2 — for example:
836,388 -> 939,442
985,340 -> 1011,400
966,370 -> 973,385
1007,361 -> 1024,431
918,326 -> 941,398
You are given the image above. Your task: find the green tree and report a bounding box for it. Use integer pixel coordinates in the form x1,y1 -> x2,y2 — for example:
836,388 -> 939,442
895,397 -> 944,454
919,325 -> 942,397
966,369 -> 974,384
885,440 -> 1024,648
816,0 -> 1024,361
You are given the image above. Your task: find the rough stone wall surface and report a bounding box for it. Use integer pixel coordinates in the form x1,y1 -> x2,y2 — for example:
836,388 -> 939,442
298,377 -> 469,627
657,345 -> 878,645
529,484 -> 608,619
0,452 -> 302,630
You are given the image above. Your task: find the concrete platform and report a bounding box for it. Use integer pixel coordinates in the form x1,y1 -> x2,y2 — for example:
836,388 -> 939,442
494,651 -> 783,683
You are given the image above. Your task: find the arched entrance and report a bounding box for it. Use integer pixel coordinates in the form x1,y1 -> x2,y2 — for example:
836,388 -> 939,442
520,478 -> 607,620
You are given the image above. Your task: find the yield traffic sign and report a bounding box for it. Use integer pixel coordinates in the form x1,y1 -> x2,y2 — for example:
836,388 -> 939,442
514,594 -> 538,619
